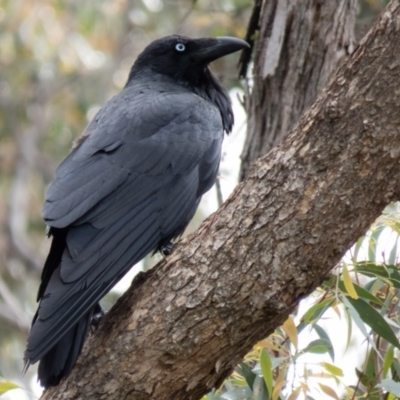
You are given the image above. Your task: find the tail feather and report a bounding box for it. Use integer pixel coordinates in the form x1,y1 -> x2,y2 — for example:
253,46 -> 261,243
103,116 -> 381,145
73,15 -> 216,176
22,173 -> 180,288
24,197 -> 162,387
36,308 -> 93,387
24,227 -> 94,388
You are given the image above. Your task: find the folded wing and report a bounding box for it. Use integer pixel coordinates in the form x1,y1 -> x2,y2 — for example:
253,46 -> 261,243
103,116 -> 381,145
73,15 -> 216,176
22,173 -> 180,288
26,86 -> 224,365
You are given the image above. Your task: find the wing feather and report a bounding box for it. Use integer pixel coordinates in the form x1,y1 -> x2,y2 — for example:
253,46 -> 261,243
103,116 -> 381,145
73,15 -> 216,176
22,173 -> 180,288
27,85 -> 225,365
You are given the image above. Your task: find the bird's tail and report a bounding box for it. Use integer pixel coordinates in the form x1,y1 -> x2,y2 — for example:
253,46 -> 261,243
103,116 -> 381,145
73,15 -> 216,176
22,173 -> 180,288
23,227 -> 95,387
35,307 -> 94,388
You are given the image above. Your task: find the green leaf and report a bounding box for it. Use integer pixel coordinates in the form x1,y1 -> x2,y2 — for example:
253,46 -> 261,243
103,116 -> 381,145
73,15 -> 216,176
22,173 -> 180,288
301,298 -> 335,326
368,226 -> 385,261
355,262 -> 400,289
341,296 -> 379,354
302,339 -> 332,355
346,297 -> 400,350
383,345 -> 395,378
253,375 -> 269,400
365,350 -> 377,389
321,362 -> 344,377
0,381 -> 20,395
391,357 -> 400,380
344,306 -> 353,352
260,349 -> 273,397
355,368 -> 370,388
322,274 -> 335,289
220,386 -> 253,400
377,379 -> 400,397
338,280 -> 385,307
238,362 -> 256,391
313,324 -> 335,361
252,358 -> 285,376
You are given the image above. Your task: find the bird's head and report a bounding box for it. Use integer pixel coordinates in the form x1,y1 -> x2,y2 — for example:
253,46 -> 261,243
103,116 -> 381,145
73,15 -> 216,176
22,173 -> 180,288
128,35 -> 249,86
127,35 -> 249,132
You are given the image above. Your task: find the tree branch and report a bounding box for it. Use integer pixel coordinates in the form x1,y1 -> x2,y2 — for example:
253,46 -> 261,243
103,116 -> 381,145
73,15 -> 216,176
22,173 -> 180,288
42,1 -> 400,399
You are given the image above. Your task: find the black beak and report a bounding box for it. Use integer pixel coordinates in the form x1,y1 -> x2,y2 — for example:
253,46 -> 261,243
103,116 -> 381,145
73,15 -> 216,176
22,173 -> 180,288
193,36 -> 250,65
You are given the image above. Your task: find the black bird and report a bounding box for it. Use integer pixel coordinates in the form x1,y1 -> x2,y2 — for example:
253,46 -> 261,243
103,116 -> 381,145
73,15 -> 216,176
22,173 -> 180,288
24,35 -> 249,387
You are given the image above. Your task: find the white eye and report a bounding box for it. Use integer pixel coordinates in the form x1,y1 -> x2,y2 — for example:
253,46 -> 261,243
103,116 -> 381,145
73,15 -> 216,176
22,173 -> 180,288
175,43 -> 186,52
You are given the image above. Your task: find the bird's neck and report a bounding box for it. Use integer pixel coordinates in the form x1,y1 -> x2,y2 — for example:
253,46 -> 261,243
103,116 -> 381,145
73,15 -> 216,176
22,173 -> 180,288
192,71 -> 233,134
126,69 -> 233,134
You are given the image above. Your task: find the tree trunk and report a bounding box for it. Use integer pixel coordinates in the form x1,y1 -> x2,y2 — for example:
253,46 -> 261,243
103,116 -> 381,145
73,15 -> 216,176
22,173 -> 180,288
240,0 -> 356,180
41,1 -> 400,399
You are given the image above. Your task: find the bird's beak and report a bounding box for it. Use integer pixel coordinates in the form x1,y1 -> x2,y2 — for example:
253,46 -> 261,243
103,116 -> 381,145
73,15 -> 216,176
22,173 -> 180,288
193,36 -> 250,65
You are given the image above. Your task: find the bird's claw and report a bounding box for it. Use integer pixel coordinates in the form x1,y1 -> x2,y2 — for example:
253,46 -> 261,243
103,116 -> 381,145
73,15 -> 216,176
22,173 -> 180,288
161,242 -> 174,257
91,305 -> 107,329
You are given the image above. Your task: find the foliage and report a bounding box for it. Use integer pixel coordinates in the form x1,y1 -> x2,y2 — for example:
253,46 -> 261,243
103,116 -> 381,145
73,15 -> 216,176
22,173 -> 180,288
203,203 -> 400,399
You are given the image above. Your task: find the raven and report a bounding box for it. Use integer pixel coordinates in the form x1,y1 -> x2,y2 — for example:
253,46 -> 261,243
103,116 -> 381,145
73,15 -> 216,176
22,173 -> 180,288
24,35 -> 249,388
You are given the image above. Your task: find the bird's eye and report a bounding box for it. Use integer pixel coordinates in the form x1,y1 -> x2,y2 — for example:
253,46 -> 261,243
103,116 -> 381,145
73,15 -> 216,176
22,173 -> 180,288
175,43 -> 186,52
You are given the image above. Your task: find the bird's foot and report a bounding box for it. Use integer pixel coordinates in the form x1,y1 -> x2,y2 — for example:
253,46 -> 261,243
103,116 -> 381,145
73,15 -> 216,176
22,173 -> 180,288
91,305 -> 107,329
160,242 -> 174,257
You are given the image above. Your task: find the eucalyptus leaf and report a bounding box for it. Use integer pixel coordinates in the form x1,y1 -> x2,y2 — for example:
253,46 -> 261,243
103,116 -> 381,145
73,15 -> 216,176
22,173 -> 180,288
260,349 -> 273,397
238,362 -> 256,390
377,379 -> 400,397
338,280 -> 385,307
346,297 -> 400,350
302,338 -> 332,355
383,345 -> 395,378
221,386 -> 253,400
252,358 -> 285,375
368,226 -> 385,261
300,297 -> 335,328
341,296 -> 380,355
253,375 -> 269,400
356,262 -> 400,288
313,324 -> 335,361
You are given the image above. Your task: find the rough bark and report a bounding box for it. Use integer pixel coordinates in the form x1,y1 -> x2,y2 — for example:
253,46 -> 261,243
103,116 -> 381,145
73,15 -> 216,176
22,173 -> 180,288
42,1 -> 400,399
240,0 -> 356,180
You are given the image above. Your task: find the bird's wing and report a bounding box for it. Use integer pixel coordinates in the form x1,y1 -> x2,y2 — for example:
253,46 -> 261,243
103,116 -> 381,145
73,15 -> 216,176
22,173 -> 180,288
44,87 -> 219,226
26,87 -> 223,363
